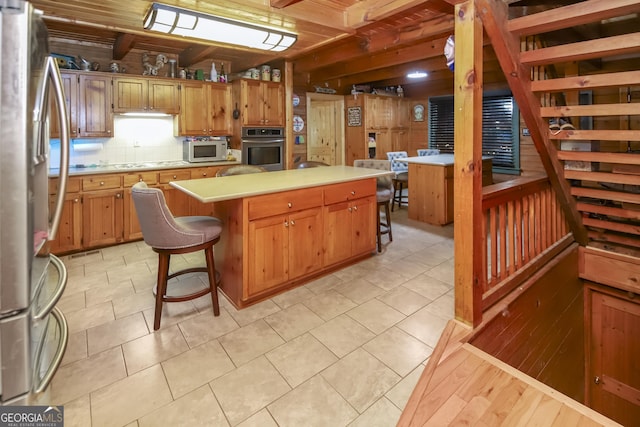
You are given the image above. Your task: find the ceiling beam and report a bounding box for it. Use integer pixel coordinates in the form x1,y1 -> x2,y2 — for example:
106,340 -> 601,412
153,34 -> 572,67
179,45 -> 219,68
270,0 -> 304,8
112,33 -> 136,60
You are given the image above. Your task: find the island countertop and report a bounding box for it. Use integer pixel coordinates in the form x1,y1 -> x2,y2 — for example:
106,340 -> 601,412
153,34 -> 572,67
169,165 -> 392,203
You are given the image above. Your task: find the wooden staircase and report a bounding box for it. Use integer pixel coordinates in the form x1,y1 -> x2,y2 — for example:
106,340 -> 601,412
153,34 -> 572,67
478,0 -> 640,255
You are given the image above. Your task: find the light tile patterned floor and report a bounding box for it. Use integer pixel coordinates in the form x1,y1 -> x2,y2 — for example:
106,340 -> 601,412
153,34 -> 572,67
47,208 -> 455,427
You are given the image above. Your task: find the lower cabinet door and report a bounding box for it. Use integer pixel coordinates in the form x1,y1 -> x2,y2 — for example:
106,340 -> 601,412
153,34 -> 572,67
350,195 -> 376,256
288,208 -> 323,280
323,201 -> 353,267
82,190 -> 124,248
247,214 -> 289,297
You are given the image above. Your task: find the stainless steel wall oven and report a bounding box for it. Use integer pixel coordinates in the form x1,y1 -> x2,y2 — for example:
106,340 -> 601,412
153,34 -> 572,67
241,127 -> 284,171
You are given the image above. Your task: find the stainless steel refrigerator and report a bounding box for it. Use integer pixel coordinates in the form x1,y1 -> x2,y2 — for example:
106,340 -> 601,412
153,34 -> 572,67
0,0 -> 71,405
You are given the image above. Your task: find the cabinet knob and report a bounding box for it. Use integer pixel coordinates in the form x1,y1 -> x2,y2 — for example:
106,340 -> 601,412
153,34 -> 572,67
290,219 -> 295,226
100,181 -> 105,186
594,376 -> 601,385
173,175 -> 177,179
73,198 -> 79,203
202,173 -> 207,176
353,206 -> 358,211
351,191 -> 356,195
348,207 -> 352,212
116,193 -> 122,199
287,202 -> 292,208
284,220 -> 289,227
139,178 -> 143,182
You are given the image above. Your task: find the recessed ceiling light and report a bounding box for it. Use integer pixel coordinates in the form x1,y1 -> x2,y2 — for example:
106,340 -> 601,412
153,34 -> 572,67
407,71 -> 428,79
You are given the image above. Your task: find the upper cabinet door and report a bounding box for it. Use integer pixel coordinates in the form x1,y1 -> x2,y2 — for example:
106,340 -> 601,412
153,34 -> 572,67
262,82 -> 284,127
179,81 -> 209,136
112,77 -> 148,113
207,83 -> 232,135
241,79 -> 264,126
148,79 -> 180,114
78,74 -> 113,138
50,72 -> 77,139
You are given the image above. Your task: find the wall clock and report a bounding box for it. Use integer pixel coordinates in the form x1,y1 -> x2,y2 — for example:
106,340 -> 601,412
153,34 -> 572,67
413,104 -> 425,122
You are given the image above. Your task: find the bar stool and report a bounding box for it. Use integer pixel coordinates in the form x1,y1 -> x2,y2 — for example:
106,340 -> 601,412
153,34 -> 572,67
354,159 -> 393,252
386,151 -> 409,211
216,165 -> 267,176
296,161 -> 329,168
131,182 -> 222,330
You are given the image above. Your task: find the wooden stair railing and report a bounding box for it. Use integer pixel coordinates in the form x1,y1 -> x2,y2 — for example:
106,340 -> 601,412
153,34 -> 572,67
478,0 -> 640,254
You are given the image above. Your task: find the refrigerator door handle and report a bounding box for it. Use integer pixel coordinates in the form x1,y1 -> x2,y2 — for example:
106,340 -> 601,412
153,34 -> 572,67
45,56 -> 70,240
33,307 -> 68,394
33,255 -> 67,321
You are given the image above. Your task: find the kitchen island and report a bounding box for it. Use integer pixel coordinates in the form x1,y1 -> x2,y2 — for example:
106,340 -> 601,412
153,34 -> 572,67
170,166 -> 392,308
399,154 -> 493,225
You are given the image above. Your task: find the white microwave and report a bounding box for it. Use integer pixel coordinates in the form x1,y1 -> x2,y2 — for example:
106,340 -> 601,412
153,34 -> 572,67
183,137 -> 228,162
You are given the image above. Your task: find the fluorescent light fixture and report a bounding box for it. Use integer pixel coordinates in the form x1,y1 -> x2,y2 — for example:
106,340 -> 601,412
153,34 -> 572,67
407,71 -> 428,79
121,112 -> 171,117
143,3 -> 297,51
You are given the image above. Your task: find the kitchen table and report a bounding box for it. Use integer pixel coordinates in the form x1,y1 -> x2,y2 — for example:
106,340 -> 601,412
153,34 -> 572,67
170,165 -> 393,308
397,154 -> 493,225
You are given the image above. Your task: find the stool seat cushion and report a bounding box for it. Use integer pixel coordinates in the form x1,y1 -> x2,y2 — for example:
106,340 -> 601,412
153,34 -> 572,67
394,172 -> 409,182
175,216 -> 223,245
376,188 -> 393,203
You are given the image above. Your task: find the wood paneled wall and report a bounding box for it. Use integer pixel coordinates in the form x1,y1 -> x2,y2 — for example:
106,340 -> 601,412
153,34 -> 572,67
470,244 -> 586,403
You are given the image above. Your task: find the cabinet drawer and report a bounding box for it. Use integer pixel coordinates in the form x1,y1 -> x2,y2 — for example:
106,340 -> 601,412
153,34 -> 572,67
323,179 -> 376,205
159,169 -> 191,183
82,175 -> 122,191
49,177 -> 81,194
123,172 -> 158,187
248,188 -> 323,220
190,167 -> 221,179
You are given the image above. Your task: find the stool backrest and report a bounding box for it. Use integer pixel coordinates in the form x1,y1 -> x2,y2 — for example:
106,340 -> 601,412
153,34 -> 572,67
131,182 -> 207,249
386,151 -> 409,174
417,148 -> 440,156
216,165 -> 267,176
353,159 -> 393,193
296,161 -> 329,168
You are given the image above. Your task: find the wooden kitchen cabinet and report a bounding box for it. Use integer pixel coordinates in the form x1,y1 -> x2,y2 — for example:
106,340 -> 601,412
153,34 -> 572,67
81,175 -> 123,248
246,188 -> 323,298
50,72 -> 78,139
234,79 -> 284,126
323,180 -> 377,267
113,76 -> 180,114
123,171 -> 159,241
586,283 -> 640,427
48,177 -> 82,254
178,81 -> 231,136
77,73 -> 113,138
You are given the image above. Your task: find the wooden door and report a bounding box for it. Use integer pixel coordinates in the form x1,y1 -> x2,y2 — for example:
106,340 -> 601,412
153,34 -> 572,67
288,208 -> 323,280
77,74 -> 112,137
179,81 -> 208,135
308,100 -> 337,165
247,215 -> 288,297
82,190 -> 124,248
323,202 -> 353,267
375,130 -> 391,159
207,83 -> 232,135
241,79 -> 264,126
112,77 -> 148,113
49,193 -> 82,254
588,288 -> 640,426
50,72 -> 77,138
148,79 -> 180,114
350,196 -> 376,257
262,82 -> 284,126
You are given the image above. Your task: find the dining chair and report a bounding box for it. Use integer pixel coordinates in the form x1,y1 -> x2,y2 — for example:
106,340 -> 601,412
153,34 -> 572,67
131,182 -> 222,330
216,165 -> 267,176
386,151 -> 409,211
353,159 -> 393,252
417,148 -> 440,156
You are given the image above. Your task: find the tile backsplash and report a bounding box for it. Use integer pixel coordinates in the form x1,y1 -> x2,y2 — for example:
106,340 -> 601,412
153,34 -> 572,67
50,116 -> 185,167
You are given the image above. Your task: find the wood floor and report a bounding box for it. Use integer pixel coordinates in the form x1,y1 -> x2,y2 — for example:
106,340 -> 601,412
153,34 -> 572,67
398,320 -> 621,426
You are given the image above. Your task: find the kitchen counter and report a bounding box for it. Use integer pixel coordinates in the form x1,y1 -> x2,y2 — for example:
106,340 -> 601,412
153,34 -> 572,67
49,160 -> 241,177
397,153 -> 493,166
170,165 -> 393,203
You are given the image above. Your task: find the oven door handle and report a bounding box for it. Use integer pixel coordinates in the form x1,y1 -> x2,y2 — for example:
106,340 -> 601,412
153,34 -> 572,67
241,138 -> 285,144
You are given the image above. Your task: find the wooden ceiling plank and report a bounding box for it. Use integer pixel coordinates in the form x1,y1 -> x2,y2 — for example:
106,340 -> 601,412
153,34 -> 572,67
365,14 -> 454,51
346,0 -> 431,28
113,33 -> 137,60
508,0 -> 640,37
520,32 -> 640,66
